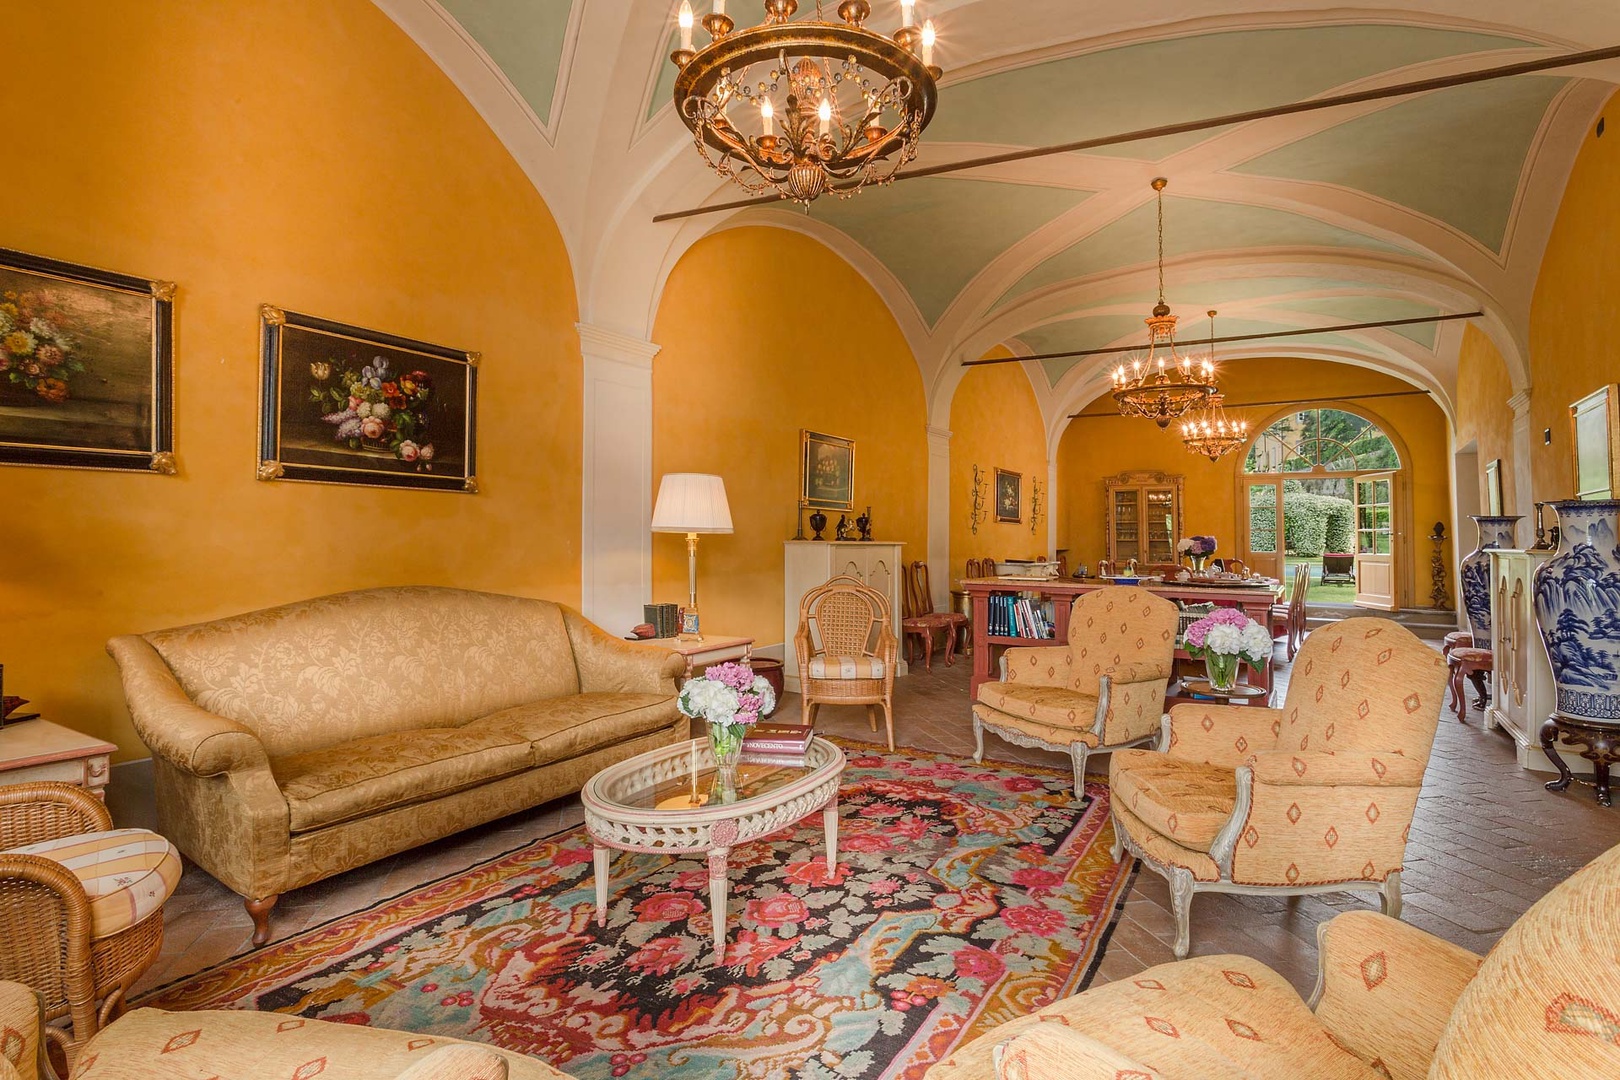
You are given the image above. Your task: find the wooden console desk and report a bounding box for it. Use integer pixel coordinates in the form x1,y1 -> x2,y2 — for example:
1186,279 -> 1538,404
960,577 -> 1282,702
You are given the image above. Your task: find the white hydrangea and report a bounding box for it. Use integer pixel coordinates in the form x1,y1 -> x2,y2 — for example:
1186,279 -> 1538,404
355,401 -> 373,418
1203,619 -> 1273,666
678,678 -> 738,723
751,674 -> 777,715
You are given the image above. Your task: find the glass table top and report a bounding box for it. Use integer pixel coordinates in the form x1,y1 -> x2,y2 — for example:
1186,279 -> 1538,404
594,737 -> 838,814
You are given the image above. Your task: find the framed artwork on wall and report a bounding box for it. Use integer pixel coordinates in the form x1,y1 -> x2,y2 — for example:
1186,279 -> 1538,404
1485,458 -> 1504,514
1570,385 -> 1619,501
800,429 -> 854,511
258,305 -> 478,492
994,467 -> 1022,523
0,246 -> 175,473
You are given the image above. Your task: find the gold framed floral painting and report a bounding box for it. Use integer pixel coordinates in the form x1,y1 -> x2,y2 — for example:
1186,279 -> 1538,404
995,467 -> 1022,523
0,246 -> 175,472
800,429 -> 854,512
258,306 -> 478,492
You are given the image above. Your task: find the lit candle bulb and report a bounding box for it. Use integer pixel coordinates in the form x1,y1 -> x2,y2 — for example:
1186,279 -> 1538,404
900,0 -> 914,27
678,1 -> 693,49
921,19 -> 936,65
760,97 -> 774,136
818,97 -> 832,136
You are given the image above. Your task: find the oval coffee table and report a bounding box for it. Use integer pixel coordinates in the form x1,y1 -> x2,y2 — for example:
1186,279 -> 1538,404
581,735 -> 845,966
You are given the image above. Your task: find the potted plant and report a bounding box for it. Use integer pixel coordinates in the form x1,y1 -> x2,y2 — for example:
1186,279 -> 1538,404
1182,608 -> 1272,692
676,661 -> 776,801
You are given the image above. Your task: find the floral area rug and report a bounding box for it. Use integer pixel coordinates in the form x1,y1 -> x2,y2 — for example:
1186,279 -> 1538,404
141,743 -> 1134,1080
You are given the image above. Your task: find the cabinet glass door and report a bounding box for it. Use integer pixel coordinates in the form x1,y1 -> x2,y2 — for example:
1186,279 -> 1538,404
1145,488 -> 1175,564
1113,489 -> 1139,559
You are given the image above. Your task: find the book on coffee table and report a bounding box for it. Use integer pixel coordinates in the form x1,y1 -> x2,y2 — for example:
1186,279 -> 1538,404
742,722 -> 814,756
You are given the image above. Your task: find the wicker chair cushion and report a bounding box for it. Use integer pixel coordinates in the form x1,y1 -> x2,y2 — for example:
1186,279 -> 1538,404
1110,749 -> 1237,850
807,655 -> 886,679
5,828 -> 180,939
1448,647 -> 1493,664
976,683 -> 1100,730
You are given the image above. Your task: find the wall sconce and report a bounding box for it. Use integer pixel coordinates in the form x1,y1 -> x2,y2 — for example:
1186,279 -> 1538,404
970,464 -> 989,535
1029,477 -> 1044,536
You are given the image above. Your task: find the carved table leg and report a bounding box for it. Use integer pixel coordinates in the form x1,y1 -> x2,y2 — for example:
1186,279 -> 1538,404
593,844 -> 611,927
1582,725 -> 1618,808
1540,716 -> 1573,793
1467,669 -> 1490,710
708,847 -> 731,967
824,797 -> 839,880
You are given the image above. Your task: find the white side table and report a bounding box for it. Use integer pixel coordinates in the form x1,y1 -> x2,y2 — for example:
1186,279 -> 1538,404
0,720 -> 118,799
638,635 -> 754,679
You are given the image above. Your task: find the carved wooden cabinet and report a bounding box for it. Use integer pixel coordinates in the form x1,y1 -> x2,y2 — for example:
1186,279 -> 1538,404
1104,472 -> 1184,566
1487,548 -> 1572,773
783,541 -> 907,693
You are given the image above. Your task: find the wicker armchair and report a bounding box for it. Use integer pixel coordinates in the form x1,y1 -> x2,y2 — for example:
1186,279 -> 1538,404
796,575 -> 899,750
0,782 -> 179,1063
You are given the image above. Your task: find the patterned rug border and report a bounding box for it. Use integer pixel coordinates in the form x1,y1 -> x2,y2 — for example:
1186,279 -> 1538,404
137,736 -> 1137,1027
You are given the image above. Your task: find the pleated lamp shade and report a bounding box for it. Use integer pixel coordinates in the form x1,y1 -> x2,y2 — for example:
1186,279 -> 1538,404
651,473 -> 733,533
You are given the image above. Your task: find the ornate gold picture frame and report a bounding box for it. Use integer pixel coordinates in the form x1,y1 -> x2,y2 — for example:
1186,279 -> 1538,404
800,429 -> 854,511
1570,385 -> 1619,501
995,467 -> 1022,523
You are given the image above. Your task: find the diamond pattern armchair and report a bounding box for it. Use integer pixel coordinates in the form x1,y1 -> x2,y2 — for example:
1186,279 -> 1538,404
926,837 -> 1620,1080
972,587 -> 1178,798
1108,617 -> 1448,958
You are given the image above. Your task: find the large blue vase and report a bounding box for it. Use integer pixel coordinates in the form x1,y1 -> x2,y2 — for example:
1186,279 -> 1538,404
1533,500 -> 1620,724
1461,516 -> 1521,640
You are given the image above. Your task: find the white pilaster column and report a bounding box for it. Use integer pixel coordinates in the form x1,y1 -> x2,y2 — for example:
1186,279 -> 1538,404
1046,457 -> 1059,556
927,425 -> 953,610
1508,390 -> 1534,520
579,324 -> 660,636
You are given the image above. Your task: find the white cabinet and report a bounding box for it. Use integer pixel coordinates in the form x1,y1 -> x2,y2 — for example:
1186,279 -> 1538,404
1487,549 -> 1576,773
783,541 -> 907,693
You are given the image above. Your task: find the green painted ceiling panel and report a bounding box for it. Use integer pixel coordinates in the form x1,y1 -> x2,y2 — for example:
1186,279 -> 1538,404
774,177 -> 1093,324
439,0 -> 576,123
1268,296 -> 1441,349
930,25 -> 1535,159
1020,313 -> 1148,384
650,26 -> 681,120
1001,196 -> 1408,305
1231,77 -> 1566,250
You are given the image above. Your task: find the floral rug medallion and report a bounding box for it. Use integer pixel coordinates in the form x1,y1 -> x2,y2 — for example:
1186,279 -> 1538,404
142,743 -> 1133,1079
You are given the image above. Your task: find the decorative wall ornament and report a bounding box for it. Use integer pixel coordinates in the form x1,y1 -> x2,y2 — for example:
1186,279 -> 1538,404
0,246 -> 174,473
1461,516 -> 1521,639
994,467 -> 1022,524
257,306 -> 477,492
800,429 -> 854,511
1427,521 -> 1452,610
969,464 -> 988,535
1029,477 -> 1044,535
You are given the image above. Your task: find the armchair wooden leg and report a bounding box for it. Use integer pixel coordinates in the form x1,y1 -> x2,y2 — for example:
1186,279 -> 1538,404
1379,870 -> 1402,920
1067,742 -> 1091,802
972,713 -> 986,764
1108,814 -> 1125,864
1168,867 -> 1195,959
245,894 -> 279,947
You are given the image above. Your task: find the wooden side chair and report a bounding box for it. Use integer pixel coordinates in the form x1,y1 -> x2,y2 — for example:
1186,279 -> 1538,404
901,561 -> 968,671
1270,563 -> 1312,659
796,575 -> 898,750
0,782 -> 181,1063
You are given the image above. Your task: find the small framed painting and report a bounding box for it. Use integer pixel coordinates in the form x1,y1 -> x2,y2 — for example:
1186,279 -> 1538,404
0,246 -> 175,473
258,306 -> 478,492
1570,385 -> 1619,501
1485,458 -> 1504,514
801,429 -> 854,512
995,467 -> 1022,523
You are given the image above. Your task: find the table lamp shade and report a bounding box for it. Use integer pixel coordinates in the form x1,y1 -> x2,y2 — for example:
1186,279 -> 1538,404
651,473 -> 733,534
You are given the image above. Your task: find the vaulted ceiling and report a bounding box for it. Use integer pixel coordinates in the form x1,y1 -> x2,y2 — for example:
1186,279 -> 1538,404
377,0 -> 1620,448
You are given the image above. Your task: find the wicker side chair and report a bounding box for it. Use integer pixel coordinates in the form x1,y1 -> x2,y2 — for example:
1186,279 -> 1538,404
796,575 -> 899,750
0,782 -> 180,1064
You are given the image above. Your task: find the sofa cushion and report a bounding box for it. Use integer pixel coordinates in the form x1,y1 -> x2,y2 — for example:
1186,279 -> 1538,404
5,829 -> 181,939
977,682 -> 1100,731
1110,750 -> 1237,850
467,693 -> 676,767
971,705 -> 1101,750
272,729 -> 534,834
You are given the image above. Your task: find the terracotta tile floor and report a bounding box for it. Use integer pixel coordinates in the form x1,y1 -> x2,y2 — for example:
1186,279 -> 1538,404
118,639 -> 1620,1004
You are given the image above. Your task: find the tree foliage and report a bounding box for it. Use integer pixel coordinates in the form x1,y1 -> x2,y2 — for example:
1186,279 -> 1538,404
1249,487 -> 1354,556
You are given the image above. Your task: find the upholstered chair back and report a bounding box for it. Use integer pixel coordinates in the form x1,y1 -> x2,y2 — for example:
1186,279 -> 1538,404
1063,587 -> 1179,695
802,575 -> 889,659
1431,840 -> 1620,1078
140,587 -> 582,758
1278,618 -> 1448,767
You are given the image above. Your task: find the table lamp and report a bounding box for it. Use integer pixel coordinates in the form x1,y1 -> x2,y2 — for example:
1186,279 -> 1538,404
651,473 -> 733,640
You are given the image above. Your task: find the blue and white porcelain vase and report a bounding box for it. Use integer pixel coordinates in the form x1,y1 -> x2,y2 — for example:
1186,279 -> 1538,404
1533,500 -> 1620,724
1460,516 -> 1521,641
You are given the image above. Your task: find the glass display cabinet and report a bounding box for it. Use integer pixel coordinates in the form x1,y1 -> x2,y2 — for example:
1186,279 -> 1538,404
1104,471 -> 1185,566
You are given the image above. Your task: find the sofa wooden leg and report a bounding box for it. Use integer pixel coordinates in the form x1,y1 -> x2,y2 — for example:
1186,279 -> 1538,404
1169,867 -> 1194,959
245,894 -> 279,947
1068,741 -> 1090,803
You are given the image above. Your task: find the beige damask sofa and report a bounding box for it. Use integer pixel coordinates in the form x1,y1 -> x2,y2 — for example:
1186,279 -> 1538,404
108,587 -> 685,945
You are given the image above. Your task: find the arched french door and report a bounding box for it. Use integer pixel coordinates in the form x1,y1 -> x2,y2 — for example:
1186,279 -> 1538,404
1237,406 -> 1410,611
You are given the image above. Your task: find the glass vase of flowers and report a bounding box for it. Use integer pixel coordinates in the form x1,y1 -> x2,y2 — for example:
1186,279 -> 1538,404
1183,608 -> 1272,692
1177,535 -> 1218,574
676,661 -> 776,803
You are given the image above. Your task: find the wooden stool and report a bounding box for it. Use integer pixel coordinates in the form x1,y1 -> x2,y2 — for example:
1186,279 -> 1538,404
1441,630 -> 1473,658
1448,646 -> 1493,722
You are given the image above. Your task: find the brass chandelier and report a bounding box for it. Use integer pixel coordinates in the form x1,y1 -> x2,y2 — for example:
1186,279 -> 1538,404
669,0 -> 941,205
1110,178 -> 1217,428
1180,311 -> 1249,461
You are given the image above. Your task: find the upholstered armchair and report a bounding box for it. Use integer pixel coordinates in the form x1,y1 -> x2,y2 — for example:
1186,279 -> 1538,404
796,575 -> 899,750
927,838 -> 1620,1080
1109,617 -> 1448,958
972,586 -> 1178,798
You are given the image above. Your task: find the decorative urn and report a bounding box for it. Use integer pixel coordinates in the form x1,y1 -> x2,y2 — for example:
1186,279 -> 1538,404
1460,516 -> 1521,641
1532,500 -> 1620,725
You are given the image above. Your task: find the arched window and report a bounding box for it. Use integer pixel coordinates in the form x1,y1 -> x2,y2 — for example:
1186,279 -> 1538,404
1243,408 -> 1401,474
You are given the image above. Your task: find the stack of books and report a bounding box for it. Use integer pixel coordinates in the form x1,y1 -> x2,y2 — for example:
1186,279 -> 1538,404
987,593 -> 1055,639
741,723 -> 814,766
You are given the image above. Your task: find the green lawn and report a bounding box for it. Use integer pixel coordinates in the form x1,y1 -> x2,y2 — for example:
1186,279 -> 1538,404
1285,555 -> 1358,606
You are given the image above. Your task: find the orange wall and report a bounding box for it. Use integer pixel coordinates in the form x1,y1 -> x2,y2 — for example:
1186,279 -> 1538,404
0,2 -> 582,759
949,353 -> 1050,579
1057,357 -> 1451,606
1455,324 -> 1517,510
650,228 -> 928,646
1528,92 -> 1620,501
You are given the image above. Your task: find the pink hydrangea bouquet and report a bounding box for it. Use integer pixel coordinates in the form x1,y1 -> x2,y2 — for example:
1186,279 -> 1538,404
677,661 -> 777,767
1182,607 -> 1272,690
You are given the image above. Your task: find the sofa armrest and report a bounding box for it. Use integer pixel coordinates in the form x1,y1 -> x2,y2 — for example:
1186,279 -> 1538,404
1097,674 -> 1169,747
1247,750 -> 1426,787
1166,703 -> 1284,767
1000,645 -> 1073,688
1312,910 -> 1481,1080
994,1023 -> 1163,1079
0,981 -> 46,1080
562,608 -> 684,694
106,635 -> 269,777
